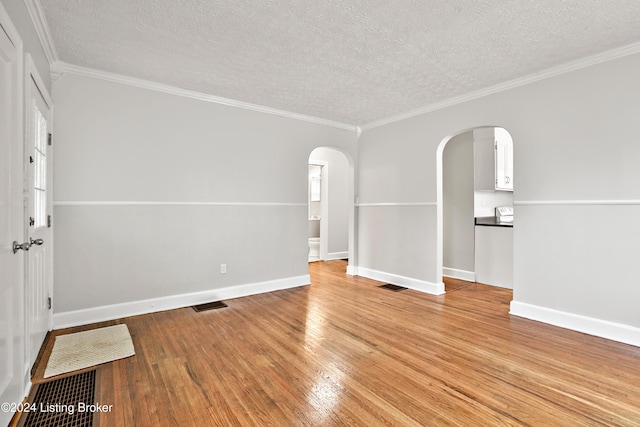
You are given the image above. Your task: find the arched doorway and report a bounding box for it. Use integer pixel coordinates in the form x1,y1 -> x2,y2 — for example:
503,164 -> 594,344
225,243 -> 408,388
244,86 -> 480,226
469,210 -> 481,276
307,147 -> 356,272
436,126 -> 514,291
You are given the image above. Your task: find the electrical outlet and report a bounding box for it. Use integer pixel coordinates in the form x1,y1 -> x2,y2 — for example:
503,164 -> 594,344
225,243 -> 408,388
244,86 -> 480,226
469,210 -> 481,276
220,264 -> 227,274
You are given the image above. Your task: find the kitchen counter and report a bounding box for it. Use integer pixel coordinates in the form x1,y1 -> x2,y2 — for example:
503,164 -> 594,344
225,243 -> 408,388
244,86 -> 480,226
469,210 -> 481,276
475,216 -> 513,227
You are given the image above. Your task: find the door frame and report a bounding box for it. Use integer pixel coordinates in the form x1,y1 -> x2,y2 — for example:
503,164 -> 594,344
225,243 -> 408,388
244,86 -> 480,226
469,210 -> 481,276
0,3 -> 28,424
307,147 -> 356,270
308,159 -> 328,260
23,53 -> 54,372
436,125 -> 515,291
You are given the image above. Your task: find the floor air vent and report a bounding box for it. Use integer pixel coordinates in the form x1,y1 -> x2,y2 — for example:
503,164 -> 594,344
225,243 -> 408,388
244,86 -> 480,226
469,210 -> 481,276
378,283 -> 408,292
193,301 -> 228,312
21,370 -> 97,427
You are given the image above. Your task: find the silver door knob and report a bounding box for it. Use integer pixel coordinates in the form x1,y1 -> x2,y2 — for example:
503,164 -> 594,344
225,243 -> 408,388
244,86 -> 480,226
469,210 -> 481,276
12,241 -> 31,254
30,238 -> 44,246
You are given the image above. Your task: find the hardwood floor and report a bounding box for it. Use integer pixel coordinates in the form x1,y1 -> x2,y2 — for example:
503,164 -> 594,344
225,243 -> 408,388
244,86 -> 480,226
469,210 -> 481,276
24,260 -> 640,426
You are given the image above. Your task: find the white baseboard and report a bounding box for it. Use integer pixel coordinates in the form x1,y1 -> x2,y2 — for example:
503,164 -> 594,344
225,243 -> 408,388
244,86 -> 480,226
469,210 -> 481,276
510,301 -> 640,347
54,275 -> 311,329
356,267 -> 445,295
443,267 -> 475,282
326,251 -> 349,261
346,265 -> 358,276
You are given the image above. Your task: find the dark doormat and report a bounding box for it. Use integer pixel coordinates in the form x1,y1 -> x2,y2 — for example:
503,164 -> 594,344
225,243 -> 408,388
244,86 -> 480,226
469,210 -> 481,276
193,301 -> 228,312
19,369 -> 97,427
378,283 -> 408,292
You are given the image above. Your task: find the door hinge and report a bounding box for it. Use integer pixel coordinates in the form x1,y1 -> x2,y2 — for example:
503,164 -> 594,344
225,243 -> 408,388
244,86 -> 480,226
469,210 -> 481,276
48,133 -> 52,146
29,216 -> 35,226
48,297 -> 52,310
29,155 -> 34,164
47,215 -> 52,228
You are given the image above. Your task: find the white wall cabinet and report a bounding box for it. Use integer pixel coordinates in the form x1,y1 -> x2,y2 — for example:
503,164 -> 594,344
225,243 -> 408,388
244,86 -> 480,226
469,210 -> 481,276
474,128 -> 513,191
495,128 -> 513,191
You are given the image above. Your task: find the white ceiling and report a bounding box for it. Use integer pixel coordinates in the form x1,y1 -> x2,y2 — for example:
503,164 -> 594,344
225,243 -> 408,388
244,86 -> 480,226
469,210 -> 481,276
39,0 -> 640,126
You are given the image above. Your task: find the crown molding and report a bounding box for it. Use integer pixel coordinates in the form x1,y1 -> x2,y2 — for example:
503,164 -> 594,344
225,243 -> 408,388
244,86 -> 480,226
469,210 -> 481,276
24,0 -> 58,64
360,40 -> 640,131
23,2 -> 640,135
51,61 -> 357,132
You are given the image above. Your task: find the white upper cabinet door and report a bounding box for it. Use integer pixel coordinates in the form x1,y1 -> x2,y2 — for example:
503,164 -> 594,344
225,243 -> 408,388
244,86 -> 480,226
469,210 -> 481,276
473,128 -> 497,191
495,128 -> 513,191
475,128 -> 513,192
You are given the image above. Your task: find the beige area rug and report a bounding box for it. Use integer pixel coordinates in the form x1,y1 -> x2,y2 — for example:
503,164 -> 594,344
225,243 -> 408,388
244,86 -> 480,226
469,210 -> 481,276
44,324 -> 135,378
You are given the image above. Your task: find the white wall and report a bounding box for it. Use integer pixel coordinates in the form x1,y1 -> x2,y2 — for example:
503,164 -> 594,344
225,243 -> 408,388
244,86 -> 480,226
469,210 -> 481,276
443,131 -> 474,276
309,147 -> 350,259
357,52 -> 640,345
52,73 -> 357,325
474,191 -> 513,217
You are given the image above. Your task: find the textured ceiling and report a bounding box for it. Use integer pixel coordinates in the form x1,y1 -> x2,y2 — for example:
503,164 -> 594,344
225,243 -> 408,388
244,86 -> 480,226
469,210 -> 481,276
40,0 -> 640,126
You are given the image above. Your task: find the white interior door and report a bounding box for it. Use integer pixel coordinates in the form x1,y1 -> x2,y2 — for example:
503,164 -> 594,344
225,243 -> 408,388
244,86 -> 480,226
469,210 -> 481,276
25,58 -> 53,370
0,16 -> 26,426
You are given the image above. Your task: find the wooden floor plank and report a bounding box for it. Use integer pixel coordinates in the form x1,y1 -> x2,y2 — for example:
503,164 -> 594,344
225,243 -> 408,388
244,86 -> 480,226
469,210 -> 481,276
24,260 -> 640,426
